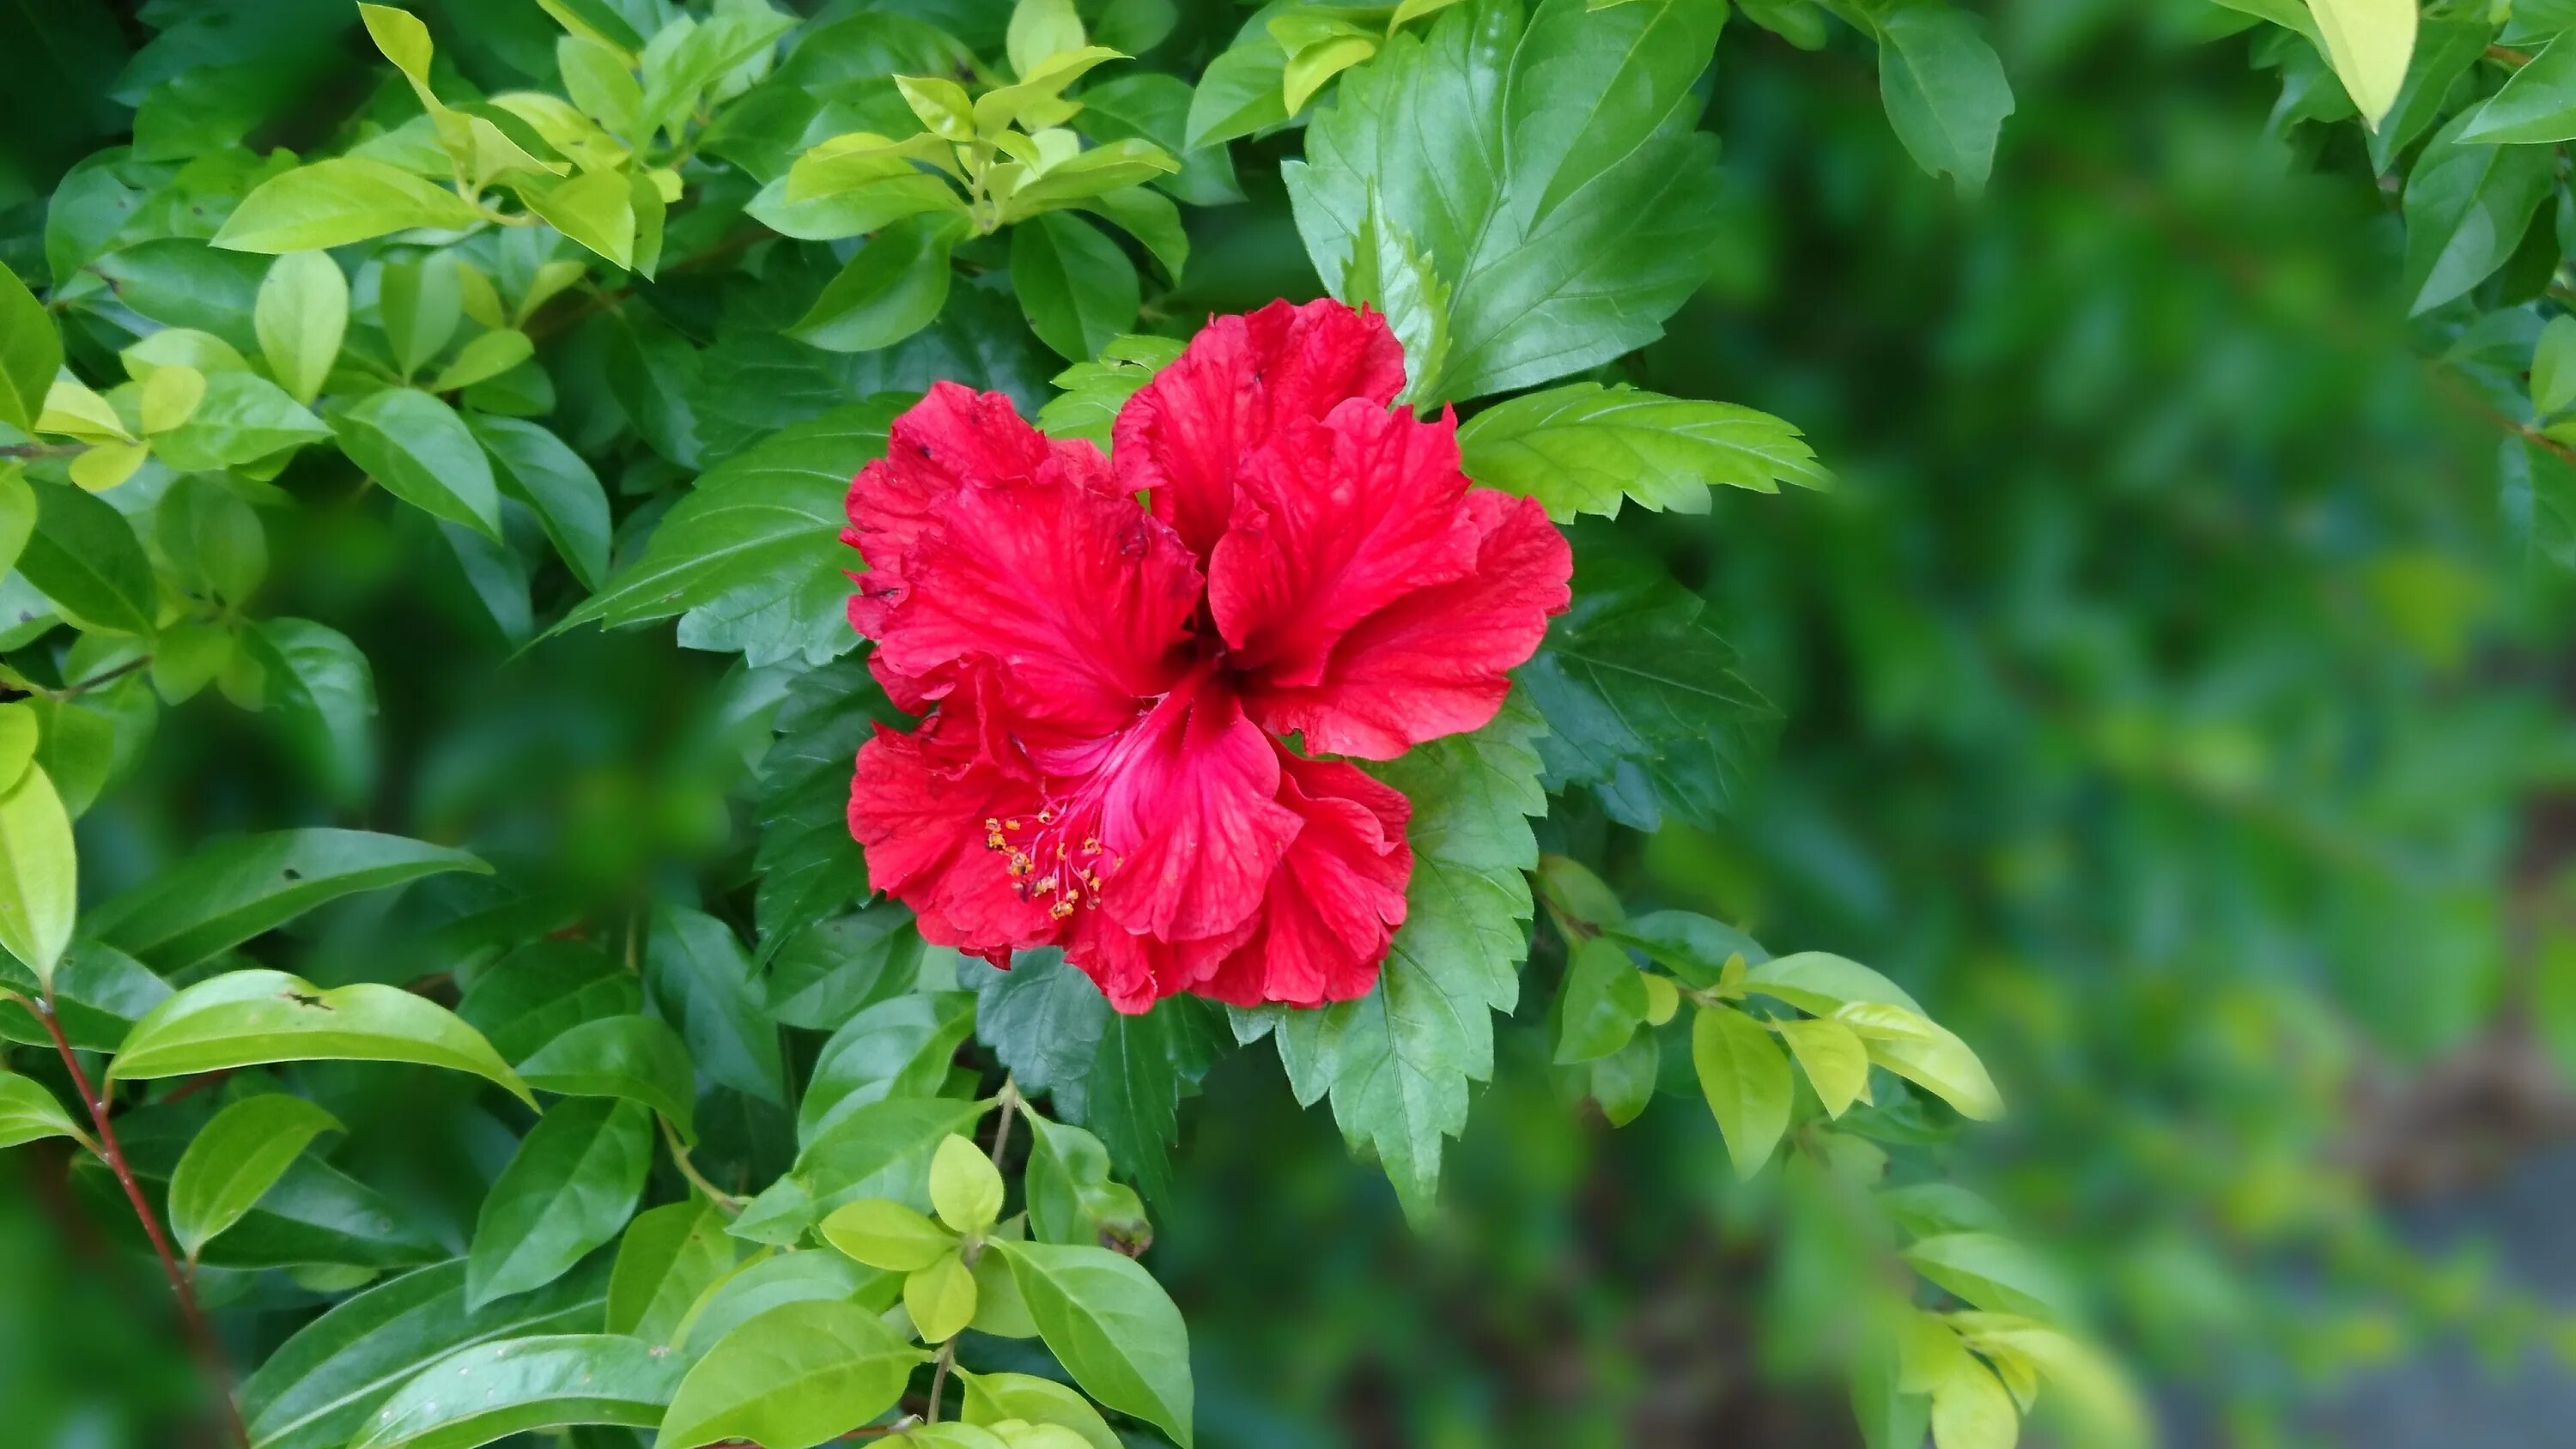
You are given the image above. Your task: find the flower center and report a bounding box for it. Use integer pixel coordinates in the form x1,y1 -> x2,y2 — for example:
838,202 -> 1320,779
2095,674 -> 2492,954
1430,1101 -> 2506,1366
984,802 -> 1119,920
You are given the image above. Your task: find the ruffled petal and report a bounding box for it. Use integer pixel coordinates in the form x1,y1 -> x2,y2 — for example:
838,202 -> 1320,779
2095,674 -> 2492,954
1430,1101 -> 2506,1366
1066,910 -> 1256,1014
1209,401 -> 1484,688
1199,751 -> 1412,1009
872,475 -> 1204,743
1244,488 -> 1572,759
1113,299 -> 1406,558
1087,673 -> 1299,943
848,707 -> 1056,960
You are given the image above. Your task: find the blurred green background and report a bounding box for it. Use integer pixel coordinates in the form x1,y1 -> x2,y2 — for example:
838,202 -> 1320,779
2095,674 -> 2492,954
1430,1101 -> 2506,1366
8,0 -> 2573,1446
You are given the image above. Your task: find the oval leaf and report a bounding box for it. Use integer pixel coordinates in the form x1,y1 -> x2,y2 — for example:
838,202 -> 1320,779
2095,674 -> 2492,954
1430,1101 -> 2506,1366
515,1014 -> 698,1140
653,1298 -> 923,1449
465,1097 -> 654,1307
993,1239 -> 1194,1448
214,158 -> 483,252
355,1333 -> 683,1449
169,1093 -> 343,1261
332,387 -> 505,539
0,763 -> 76,988
1690,1003 -> 1791,1180
109,969 -> 530,1104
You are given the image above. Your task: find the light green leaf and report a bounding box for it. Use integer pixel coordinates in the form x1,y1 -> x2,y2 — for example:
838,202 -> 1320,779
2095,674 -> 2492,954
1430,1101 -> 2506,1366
88,829 -> 485,972
607,1199 -> 741,1345
169,1093 -> 343,1261
516,1014 -> 699,1140
213,159 -> 481,252
960,1370 -> 1122,1449
1873,2 -> 2017,197
2305,0 -> 2416,129
157,475 -> 266,607
1554,935 -> 1648,1064
240,1259 -> 613,1449
466,414 -> 611,591
0,260 -> 62,434
653,1299 -> 923,1449
1904,1233 -> 2073,1319
792,211 -> 965,353
333,386 -> 505,539
0,764 -> 76,990
465,1097 -> 653,1307
1691,1003 -> 1792,1179
148,373 -> 332,472
1777,1016 -> 1871,1118
1009,0 -> 1087,78
1184,31 -> 1289,149
930,1132 -> 1005,1234
0,1070 -> 85,1151
821,1197 -> 959,1272
1834,1001 -> 2003,1120
1743,951 -> 1926,1016
1288,0 -> 1725,401
674,1253 -> 893,1358
255,252 -> 348,406
354,1333 -> 683,1449
1011,210 -> 1139,362
0,940 -> 172,1052
1459,381 -> 1826,520
1929,1354 -> 2019,1449
429,329 -> 535,393
1035,334 -> 1182,448
1948,1313 -> 2148,1449
108,968 -> 532,1103
732,1094 -> 987,1245
993,1239 -> 1194,1447
560,33 -> 645,143
906,1251 -> 978,1342
524,167 -> 636,268
381,257 -> 464,381
19,480 -> 156,636
0,465 -> 32,579
1255,696 -> 1546,1219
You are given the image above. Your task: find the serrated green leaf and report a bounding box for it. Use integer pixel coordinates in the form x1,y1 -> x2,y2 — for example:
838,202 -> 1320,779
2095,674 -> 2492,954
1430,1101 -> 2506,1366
1459,382 -> 1826,520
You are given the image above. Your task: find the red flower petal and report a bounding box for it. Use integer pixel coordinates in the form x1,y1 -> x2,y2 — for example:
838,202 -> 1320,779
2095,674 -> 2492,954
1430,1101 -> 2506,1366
848,706 -> 1056,958
1209,400 -> 1484,688
872,473 -> 1204,743
1066,910 -> 1255,1014
1113,299 -> 1406,558
1245,488 -> 1571,759
1199,750 -> 1412,1009
1081,671 -> 1299,945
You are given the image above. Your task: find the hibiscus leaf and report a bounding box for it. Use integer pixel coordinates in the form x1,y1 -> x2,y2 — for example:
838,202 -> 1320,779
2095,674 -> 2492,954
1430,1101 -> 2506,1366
1456,382 -> 1830,522
1034,334 -> 1184,449
1240,694 -> 1546,1221
552,397 -> 903,667
1518,561 -> 1781,833
753,660 -> 906,964
965,949 -> 1225,1203
1285,0 -> 1725,403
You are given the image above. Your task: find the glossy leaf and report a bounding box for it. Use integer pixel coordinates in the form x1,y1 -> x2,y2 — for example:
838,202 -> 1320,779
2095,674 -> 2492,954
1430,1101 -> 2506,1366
0,1070 -> 85,1151
1691,1003 -> 1792,1179
993,1239 -> 1194,1447
20,481 -> 155,636
517,1014 -> 699,1139
1011,209 -> 1140,362
87,828 -> 488,972
0,259 -> 62,434
255,251 -> 348,405
607,1199 -> 742,1344
653,1299 -> 922,1449
110,969 -> 530,1103
643,904 -> 785,1106
0,764 -> 76,989
169,1093 -> 343,1261
354,1333 -> 683,1449
213,158 -> 482,252
465,1097 -> 654,1307
332,386 -> 505,539
792,211 -> 965,353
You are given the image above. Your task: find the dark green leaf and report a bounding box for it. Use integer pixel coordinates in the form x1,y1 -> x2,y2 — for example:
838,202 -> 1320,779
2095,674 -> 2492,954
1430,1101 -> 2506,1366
644,904 -> 785,1106
518,1015 -> 700,1140
792,211 -> 967,353
333,386 -> 505,539
801,991 -> 976,1144
1011,210 -> 1139,362
465,1097 -> 653,1307
20,481 -> 155,637
88,828 -> 489,972
2402,112 -> 2556,314
467,413 -> 612,590
0,260 -> 62,434
459,940 -> 641,1064
1872,2 -> 2016,197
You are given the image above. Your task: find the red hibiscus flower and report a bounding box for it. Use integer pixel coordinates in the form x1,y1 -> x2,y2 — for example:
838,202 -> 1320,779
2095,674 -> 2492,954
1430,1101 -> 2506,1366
842,300 -> 1571,1012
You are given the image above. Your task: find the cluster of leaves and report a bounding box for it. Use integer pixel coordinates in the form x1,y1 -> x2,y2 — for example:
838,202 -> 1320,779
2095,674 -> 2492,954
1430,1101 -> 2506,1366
0,0 -> 2168,1446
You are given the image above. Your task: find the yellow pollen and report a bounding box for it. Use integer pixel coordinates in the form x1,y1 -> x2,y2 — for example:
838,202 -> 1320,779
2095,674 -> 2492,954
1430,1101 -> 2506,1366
1048,899 -> 1076,919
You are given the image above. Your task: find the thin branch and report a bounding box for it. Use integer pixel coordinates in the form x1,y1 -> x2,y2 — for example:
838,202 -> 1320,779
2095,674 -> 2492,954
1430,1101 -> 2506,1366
661,1112 -> 744,1215
35,991 -> 250,1449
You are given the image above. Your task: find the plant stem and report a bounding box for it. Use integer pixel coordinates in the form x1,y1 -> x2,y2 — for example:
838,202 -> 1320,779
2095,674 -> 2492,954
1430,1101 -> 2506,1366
925,1079 -> 1024,1425
36,991 -> 251,1449
660,1112 -> 743,1215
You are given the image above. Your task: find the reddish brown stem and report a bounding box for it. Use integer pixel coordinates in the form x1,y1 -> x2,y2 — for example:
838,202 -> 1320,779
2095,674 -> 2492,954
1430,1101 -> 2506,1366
36,993 -> 251,1449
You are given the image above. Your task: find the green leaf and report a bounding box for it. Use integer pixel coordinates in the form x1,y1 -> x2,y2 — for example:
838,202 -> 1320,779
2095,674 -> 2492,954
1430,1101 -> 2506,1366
803,990 -> 976,1144
2371,19 -> 2493,172
429,328 -> 534,393
1287,0 -> 1724,401
1929,1354 -> 2019,1449
821,1197 -> 959,1271
20,480 -> 155,636
459,940 -> 641,1064
1777,1016 -> 1871,1119
793,211 -> 966,353
353,1333 -> 683,1449
1872,2 -> 2016,197
333,386 -> 505,539
732,1094 -> 987,1244
523,167 -> 636,269
1554,935 -> 1648,1064
0,940 -> 171,1052
213,158 -> 482,252
767,906 -> 917,1030
88,828 -> 487,972
0,260 -> 62,434
1835,1001 -> 2004,1121
1009,0 -> 1086,77
556,399 -> 900,666
1520,565 -> 1778,834
674,1252 -> 893,1357
148,372 -> 333,472
756,674 -> 904,963
1589,1029 -> 1661,1127
1072,185 -> 1188,284
2401,112 -> 2555,315
931,1132 -> 1005,1234
994,1239 -> 1194,1448
967,949 -> 1220,1201
240,1259 -> 613,1449
653,1299 -> 923,1449
1184,31 -> 1289,149
1253,695 -> 1546,1218
1079,73 -> 1242,207
2468,32 -> 2576,147
2304,0 -> 2416,129
517,1015 -> 699,1140
1341,190 -> 1448,410
254,251 -> 347,405
108,968 -> 532,1103
0,1070 -> 85,1151
1741,950 -> 1924,1016
381,256 -> 464,380
2537,317 -> 2576,417
0,465 -> 32,579
644,903 -> 785,1106
169,1093 -> 343,1261
1035,334 -> 1182,448
1905,1232 -> 2073,1320
157,475 -> 266,607
465,1097 -> 653,1307
0,765 -> 76,989
1022,1113 -> 1150,1251
1691,1003 -> 1792,1179
1459,382 -> 1826,520
466,414 -> 611,591
906,1250 -> 978,1341
241,617 -> 379,802
1011,210 -> 1140,362
607,1199 -> 742,1344
961,1370 -> 1122,1449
